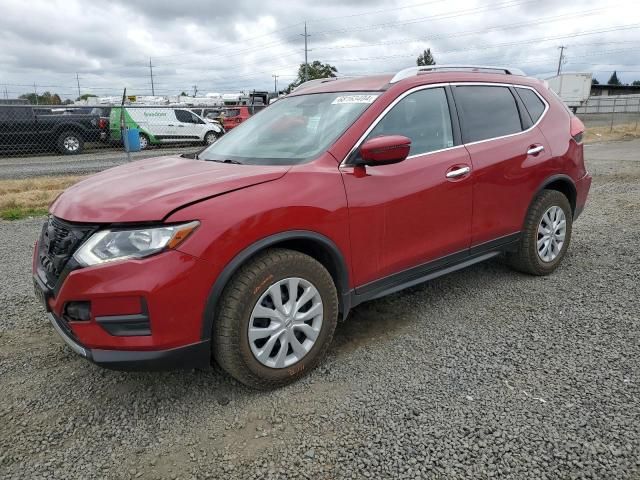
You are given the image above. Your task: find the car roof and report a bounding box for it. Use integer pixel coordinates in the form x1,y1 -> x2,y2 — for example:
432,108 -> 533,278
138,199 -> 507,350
288,70 -> 545,96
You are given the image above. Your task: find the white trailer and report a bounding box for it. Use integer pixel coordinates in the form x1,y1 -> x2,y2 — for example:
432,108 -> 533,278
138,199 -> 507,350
546,73 -> 592,112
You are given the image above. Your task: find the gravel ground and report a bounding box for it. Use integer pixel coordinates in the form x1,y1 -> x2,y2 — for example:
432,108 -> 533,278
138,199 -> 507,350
1,140 -> 639,479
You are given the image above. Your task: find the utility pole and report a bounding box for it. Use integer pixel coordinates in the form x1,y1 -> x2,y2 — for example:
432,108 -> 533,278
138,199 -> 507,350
556,46 -> 566,75
149,58 -> 155,96
272,74 -> 279,96
301,21 -> 310,82
33,83 -> 38,105
76,73 -> 81,99
192,85 -> 198,97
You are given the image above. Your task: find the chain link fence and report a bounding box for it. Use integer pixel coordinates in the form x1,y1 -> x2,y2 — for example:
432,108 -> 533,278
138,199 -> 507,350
0,104 -> 237,162
577,94 -> 640,133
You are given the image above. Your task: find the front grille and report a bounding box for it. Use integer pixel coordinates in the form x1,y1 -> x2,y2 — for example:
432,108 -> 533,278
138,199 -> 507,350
38,216 -> 98,287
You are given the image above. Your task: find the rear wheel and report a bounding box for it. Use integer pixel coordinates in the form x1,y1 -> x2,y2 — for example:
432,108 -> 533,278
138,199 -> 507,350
213,249 -> 338,389
507,189 -> 573,275
57,131 -> 84,155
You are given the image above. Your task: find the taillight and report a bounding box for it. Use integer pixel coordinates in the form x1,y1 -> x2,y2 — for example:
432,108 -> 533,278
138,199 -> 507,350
570,116 -> 585,144
98,118 -> 107,129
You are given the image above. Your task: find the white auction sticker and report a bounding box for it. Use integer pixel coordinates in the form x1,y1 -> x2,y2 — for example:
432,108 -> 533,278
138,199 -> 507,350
331,94 -> 379,105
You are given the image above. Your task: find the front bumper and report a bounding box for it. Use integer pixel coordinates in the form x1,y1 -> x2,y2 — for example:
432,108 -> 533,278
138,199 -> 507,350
33,241 -> 220,370
47,311 -> 211,370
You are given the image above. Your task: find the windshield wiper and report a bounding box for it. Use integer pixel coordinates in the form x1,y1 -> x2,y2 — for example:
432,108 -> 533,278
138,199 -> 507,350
209,158 -> 243,165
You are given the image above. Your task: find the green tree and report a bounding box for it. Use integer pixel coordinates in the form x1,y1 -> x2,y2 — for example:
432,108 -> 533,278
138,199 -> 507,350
287,60 -> 338,91
416,48 -> 436,66
76,93 -> 97,101
19,91 -> 63,105
607,71 -> 621,86
179,91 -> 188,96
632,80 -> 640,86
592,78 -> 599,85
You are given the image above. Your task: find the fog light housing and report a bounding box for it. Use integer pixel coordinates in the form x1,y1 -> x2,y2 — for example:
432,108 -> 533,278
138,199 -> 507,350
65,301 -> 91,321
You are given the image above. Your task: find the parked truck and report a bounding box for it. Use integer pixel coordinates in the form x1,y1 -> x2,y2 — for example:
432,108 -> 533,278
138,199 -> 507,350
0,105 -> 106,155
546,73 -> 592,113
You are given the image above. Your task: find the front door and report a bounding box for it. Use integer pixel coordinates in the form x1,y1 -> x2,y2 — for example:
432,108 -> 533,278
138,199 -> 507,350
341,86 -> 473,289
174,109 -> 206,142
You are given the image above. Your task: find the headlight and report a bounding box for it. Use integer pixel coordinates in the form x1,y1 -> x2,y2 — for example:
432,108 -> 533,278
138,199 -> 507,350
73,221 -> 199,266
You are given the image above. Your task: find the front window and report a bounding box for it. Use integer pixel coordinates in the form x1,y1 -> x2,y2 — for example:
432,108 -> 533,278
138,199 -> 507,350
199,92 -> 380,165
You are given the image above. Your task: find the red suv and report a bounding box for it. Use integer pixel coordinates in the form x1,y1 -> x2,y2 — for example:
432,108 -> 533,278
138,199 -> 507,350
219,105 -> 263,130
33,66 -> 591,389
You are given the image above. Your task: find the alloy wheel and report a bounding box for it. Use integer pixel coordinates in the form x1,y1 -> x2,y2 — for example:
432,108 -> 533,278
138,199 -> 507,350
63,136 -> 80,152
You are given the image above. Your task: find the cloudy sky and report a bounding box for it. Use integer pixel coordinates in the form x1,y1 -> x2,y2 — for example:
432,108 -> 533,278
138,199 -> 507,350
1,0 -> 639,100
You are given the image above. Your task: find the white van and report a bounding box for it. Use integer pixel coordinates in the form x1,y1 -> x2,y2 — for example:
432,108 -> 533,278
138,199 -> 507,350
110,107 -> 224,149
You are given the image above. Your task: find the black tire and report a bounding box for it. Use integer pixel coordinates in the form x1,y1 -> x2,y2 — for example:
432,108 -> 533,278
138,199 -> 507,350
138,133 -> 150,150
203,130 -> 219,145
507,189 -> 573,276
213,248 -> 338,389
57,131 -> 84,155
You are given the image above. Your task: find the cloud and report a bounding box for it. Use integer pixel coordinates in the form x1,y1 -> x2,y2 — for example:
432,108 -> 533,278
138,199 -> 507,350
0,0 -> 639,99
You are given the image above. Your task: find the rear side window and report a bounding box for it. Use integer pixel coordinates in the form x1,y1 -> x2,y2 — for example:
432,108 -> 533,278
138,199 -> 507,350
366,87 -> 454,156
516,87 -> 546,123
454,86 -> 522,143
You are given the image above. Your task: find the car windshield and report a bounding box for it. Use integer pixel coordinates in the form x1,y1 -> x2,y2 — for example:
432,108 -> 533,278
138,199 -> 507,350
199,91 -> 380,165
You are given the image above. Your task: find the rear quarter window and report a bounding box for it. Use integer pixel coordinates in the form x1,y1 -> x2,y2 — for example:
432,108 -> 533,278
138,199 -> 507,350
516,87 -> 546,122
454,86 -> 523,143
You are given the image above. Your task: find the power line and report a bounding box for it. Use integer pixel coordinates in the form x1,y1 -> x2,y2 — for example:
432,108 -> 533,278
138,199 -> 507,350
313,0 -> 538,36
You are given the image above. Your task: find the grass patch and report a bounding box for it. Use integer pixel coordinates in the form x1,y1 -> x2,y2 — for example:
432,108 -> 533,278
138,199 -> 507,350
0,207 -> 49,220
585,123 -> 640,144
0,175 -> 85,221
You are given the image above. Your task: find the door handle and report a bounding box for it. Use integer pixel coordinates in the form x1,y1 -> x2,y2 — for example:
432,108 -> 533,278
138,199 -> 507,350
527,145 -> 544,155
445,166 -> 471,179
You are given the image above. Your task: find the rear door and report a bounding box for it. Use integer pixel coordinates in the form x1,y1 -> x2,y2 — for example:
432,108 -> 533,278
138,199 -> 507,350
341,86 -> 473,288
0,106 -> 36,149
452,84 -> 551,246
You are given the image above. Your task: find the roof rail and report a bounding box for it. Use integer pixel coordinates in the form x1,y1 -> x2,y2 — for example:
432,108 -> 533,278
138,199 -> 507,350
390,65 -> 526,83
292,77 -> 341,92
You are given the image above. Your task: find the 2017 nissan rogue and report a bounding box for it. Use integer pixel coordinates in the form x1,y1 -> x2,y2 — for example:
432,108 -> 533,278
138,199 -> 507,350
33,65 -> 592,389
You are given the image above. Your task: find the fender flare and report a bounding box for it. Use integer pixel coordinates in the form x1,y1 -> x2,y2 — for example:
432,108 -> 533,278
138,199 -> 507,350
52,122 -> 89,139
522,174 -> 577,229
533,174 -> 577,210
200,230 -> 351,340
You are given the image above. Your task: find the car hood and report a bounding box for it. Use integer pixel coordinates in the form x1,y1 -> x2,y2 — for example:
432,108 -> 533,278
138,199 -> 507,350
51,156 -> 290,223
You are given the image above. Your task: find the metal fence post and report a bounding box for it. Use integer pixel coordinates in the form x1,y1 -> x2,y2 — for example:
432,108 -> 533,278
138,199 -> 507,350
610,97 -> 617,133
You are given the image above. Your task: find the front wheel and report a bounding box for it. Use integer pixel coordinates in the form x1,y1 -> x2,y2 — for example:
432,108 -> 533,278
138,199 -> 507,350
138,133 -> 150,150
507,189 -> 573,275
213,249 -> 338,389
203,130 -> 220,145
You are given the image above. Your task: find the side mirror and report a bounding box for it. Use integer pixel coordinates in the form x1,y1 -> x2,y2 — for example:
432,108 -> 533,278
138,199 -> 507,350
359,135 -> 411,166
